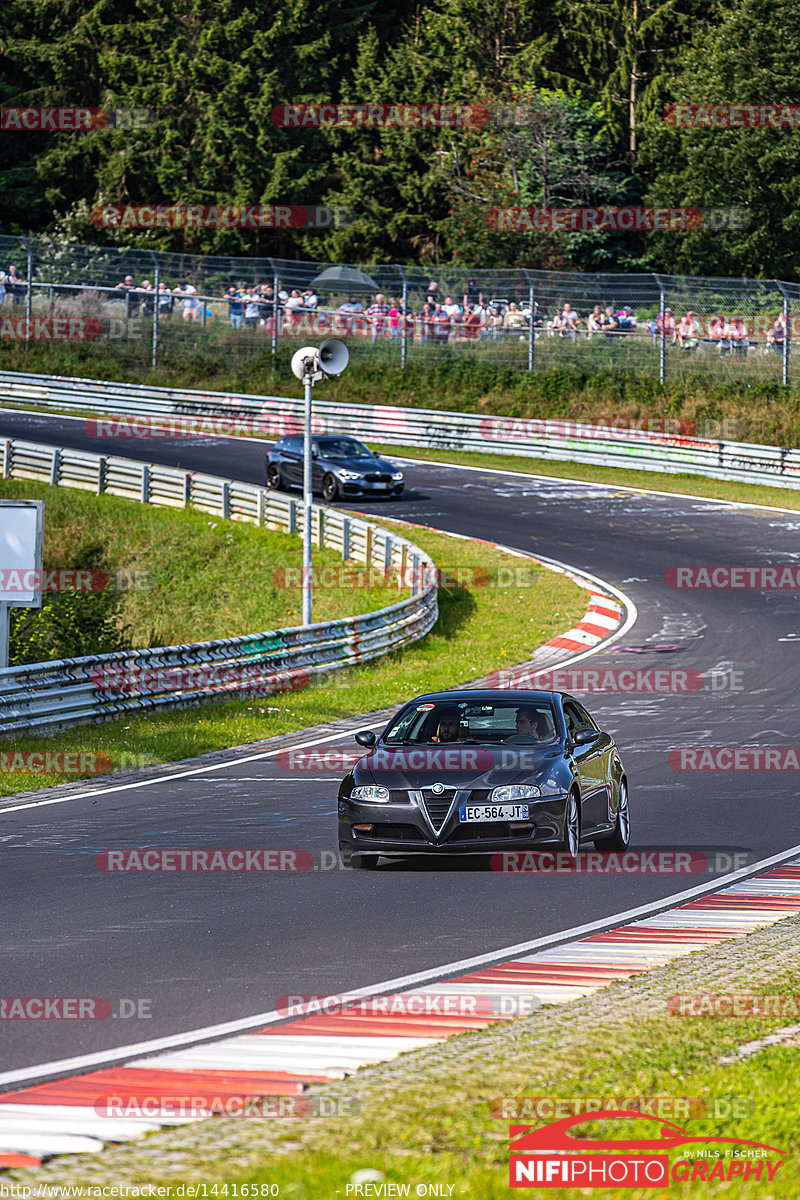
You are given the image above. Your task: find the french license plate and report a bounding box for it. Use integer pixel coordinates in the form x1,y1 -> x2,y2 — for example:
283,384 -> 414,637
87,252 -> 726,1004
459,804 -> 529,822
371,482 -> 388,489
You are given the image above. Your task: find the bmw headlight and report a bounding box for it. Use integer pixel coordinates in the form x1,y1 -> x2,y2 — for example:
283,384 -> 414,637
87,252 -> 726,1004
392,472 -> 403,480
338,470 -> 363,481
349,785 -> 390,803
491,784 -> 541,803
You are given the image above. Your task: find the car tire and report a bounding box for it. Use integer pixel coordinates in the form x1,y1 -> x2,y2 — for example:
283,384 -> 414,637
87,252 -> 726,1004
322,473 -> 340,502
339,845 -> 380,870
559,791 -> 581,859
594,780 -> 630,851
266,464 -> 283,490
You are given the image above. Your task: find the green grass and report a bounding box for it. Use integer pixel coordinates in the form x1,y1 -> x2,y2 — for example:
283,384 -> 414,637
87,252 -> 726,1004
370,442 -> 800,511
4,330 -> 800,448
18,913 -> 800,1194
1,517 -> 586,796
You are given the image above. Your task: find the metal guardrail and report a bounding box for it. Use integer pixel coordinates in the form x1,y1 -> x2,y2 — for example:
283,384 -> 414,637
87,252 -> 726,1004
0,438 -> 438,734
1,369 -> 799,490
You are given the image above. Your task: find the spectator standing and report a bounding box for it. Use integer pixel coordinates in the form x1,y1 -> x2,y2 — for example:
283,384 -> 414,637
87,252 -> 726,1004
337,295 -> 363,337
766,313 -> 788,352
244,289 -> 260,329
463,278 -> 483,309
488,305 -> 504,339
430,302 -> 451,344
387,299 -> 402,340
418,302 -> 434,342
158,281 -> 174,318
366,293 -> 390,342
463,304 -> 484,339
425,281 -> 439,306
0,268 -> 6,308
226,286 -> 244,329
174,281 -> 201,323
138,280 -> 155,316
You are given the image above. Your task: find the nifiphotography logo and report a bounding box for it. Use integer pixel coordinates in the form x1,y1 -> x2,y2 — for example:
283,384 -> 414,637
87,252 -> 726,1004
508,1110 -> 785,1188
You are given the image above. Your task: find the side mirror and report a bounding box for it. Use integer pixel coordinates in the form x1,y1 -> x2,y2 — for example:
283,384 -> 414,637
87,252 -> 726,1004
311,446 -> 319,458
355,729 -> 376,748
572,728 -> 599,746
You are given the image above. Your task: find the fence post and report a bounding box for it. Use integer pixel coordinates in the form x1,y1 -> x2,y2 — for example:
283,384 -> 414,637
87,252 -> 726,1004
22,237 -> 32,353
654,274 -> 668,386
523,269 -> 535,372
269,258 -> 279,359
150,251 -> 159,370
397,265 -> 408,369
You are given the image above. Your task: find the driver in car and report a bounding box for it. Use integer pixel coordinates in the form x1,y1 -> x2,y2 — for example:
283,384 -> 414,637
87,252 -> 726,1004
432,708 -> 464,743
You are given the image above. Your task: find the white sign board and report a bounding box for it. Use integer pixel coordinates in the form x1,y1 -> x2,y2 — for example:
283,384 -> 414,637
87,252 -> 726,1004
0,500 -> 44,607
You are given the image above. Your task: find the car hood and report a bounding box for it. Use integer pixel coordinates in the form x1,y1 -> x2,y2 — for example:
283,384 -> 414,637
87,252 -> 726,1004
326,456 -> 397,473
354,743 -> 563,790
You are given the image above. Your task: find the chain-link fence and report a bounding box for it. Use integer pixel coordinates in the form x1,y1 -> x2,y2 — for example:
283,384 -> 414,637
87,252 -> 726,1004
0,234 -> 796,384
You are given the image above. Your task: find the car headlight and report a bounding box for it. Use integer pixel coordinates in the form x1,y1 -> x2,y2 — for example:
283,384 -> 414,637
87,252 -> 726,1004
491,784 -> 541,802
392,472 -> 403,480
338,470 -> 363,481
349,785 -> 390,803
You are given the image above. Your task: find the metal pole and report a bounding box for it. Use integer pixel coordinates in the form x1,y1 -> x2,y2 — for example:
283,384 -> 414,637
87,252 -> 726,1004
22,238 -> 32,352
270,259 -> 279,359
528,284 -> 535,372
397,265 -> 408,368
783,290 -> 790,387
659,286 -> 666,386
302,374 -> 313,626
0,603 -> 9,668
150,251 -> 159,370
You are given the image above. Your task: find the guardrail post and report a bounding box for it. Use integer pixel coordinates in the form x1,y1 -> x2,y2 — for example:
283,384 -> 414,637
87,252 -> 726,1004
384,535 -> 393,574
141,463 -> 150,503
411,554 -> 420,596
342,517 -> 351,560
221,480 -> 230,519
365,525 -> 374,566
2,440 -> 11,478
317,507 -> 324,547
50,447 -> 60,486
97,456 -> 106,495
400,542 -> 408,586
288,498 -> 298,534
257,488 -> 266,526
183,473 -> 191,507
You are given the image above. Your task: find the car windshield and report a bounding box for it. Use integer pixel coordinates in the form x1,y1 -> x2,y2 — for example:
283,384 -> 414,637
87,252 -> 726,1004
383,700 -> 559,745
317,438 -> 373,460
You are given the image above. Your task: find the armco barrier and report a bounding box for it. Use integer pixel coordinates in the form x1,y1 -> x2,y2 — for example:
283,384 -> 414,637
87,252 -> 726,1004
1,369 -> 799,489
0,439 -> 438,734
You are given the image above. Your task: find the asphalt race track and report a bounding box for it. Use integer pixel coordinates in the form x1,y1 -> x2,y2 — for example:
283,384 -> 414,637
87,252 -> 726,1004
2,407 -> 799,1075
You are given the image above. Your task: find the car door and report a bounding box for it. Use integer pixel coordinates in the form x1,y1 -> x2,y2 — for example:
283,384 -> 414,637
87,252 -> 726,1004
281,436 -> 304,486
563,699 -> 613,834
310,440 -> 326,490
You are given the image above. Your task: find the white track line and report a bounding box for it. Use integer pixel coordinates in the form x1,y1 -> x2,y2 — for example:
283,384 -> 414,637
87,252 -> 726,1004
3,839 -> 800,1091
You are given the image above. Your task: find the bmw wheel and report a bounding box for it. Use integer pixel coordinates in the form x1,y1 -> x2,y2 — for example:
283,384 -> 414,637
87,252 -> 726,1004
322,472 -> 340,502
559,791 -> 581,859
594,780 -> 630,851
266,464 -> 283,490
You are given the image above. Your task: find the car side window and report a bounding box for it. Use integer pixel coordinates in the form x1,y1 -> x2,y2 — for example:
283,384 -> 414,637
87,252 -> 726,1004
283,437 -> 302,455
563,701 -> 591,736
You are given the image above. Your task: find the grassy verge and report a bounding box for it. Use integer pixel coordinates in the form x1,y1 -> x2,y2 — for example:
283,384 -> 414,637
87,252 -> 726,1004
1,519 -> 586,796
17,907 -> 800,1194
371,443 -> 800,511
0,478 -> 400,649
3,337 -> 800,448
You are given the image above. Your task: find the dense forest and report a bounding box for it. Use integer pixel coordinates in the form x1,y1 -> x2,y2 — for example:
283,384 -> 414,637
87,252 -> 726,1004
2,0 -> 800,276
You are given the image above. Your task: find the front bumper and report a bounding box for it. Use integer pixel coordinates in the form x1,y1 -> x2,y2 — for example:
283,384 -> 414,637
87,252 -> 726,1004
338,793 -> 567,856
339,479 -> 404,497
